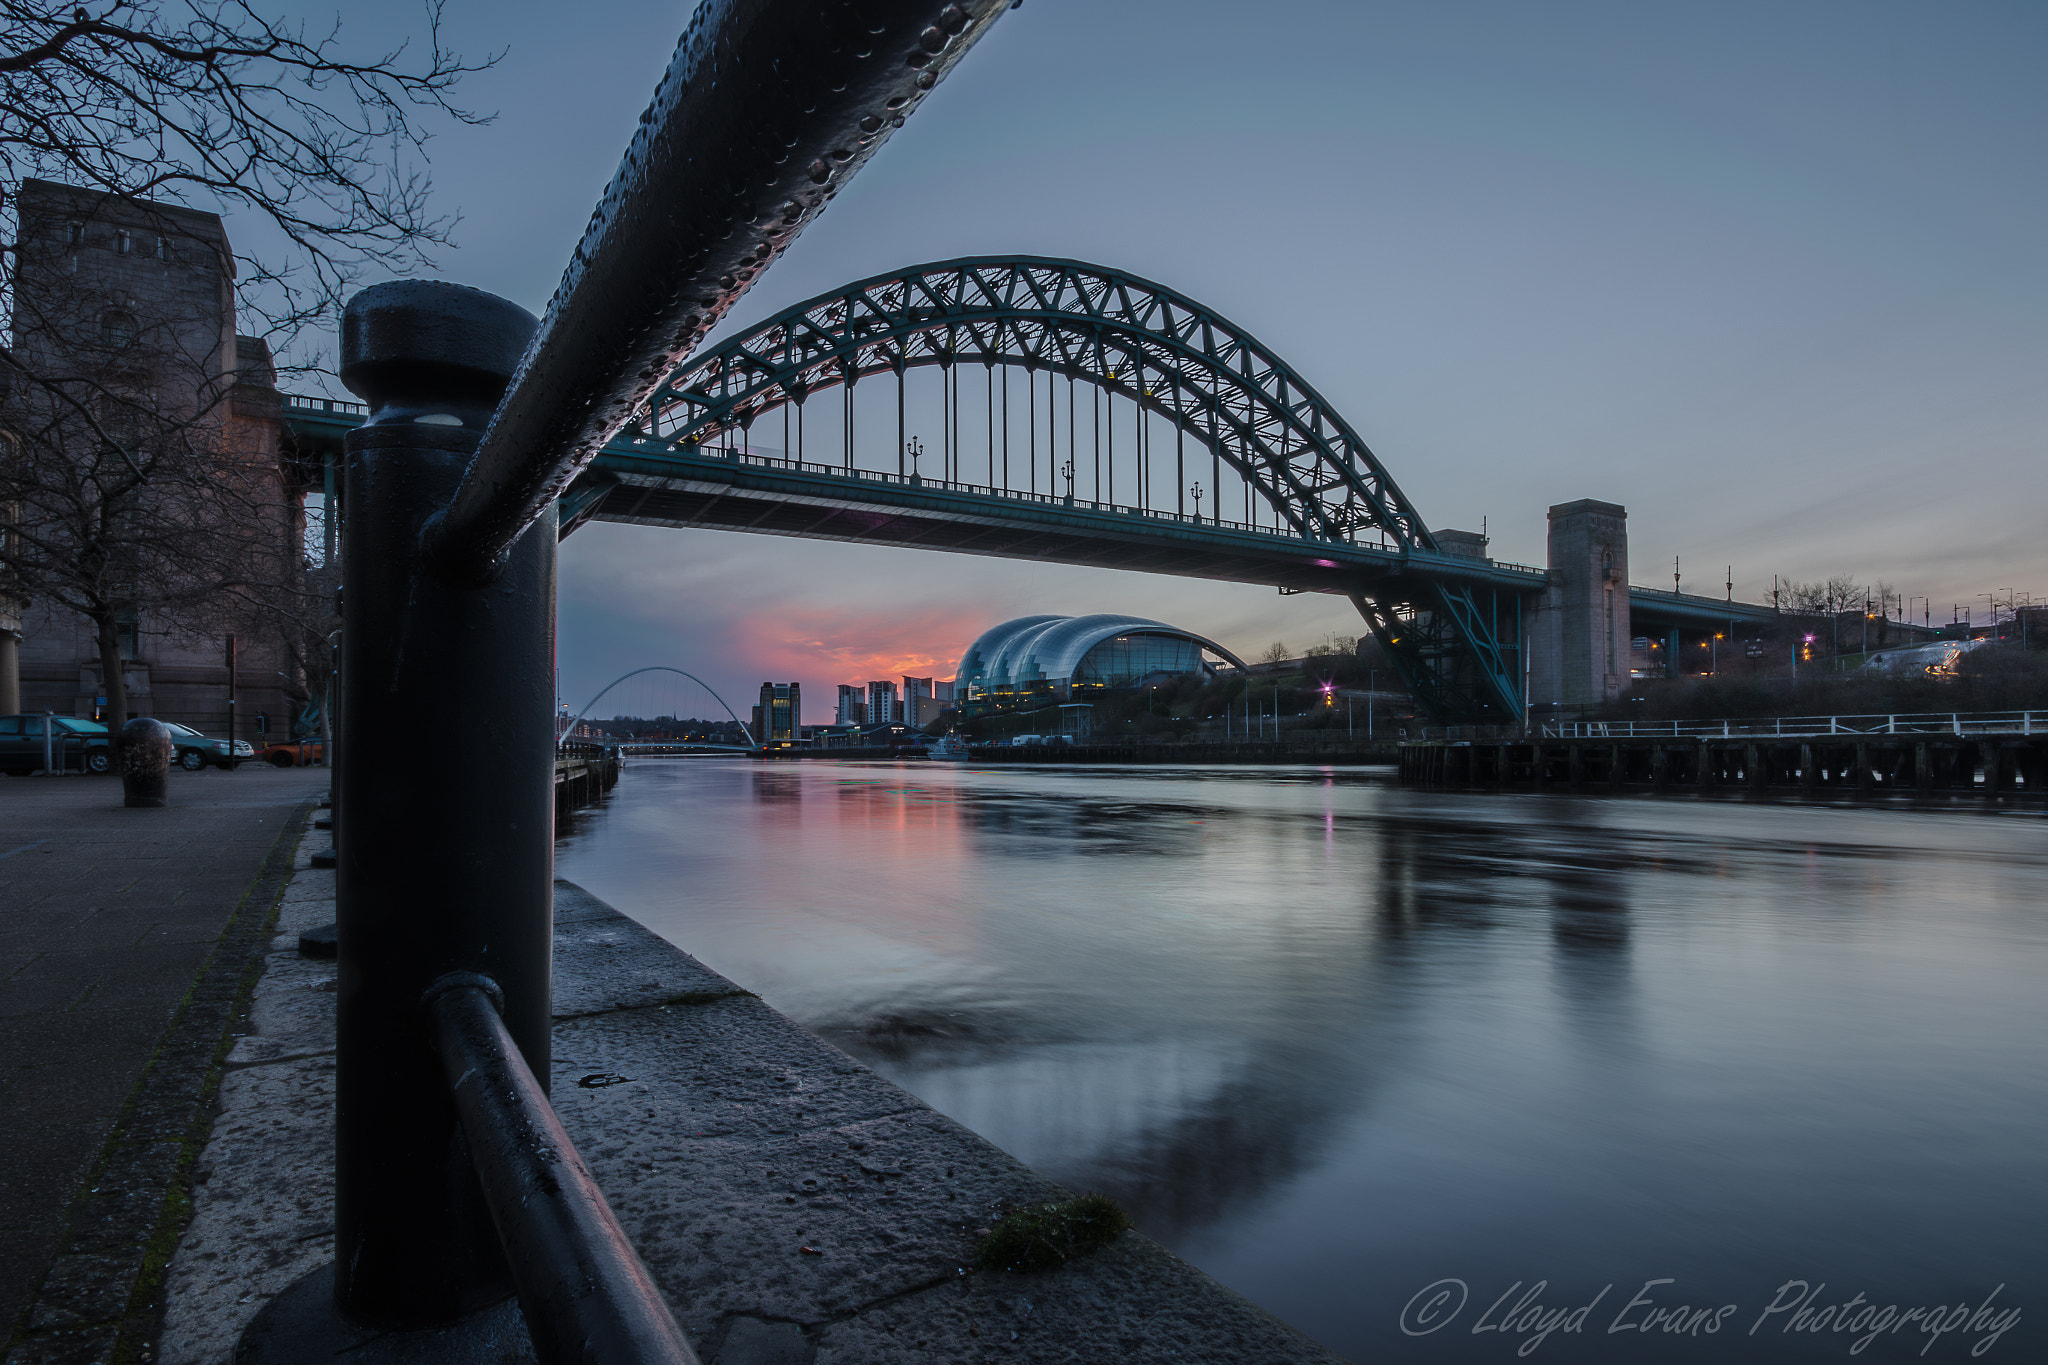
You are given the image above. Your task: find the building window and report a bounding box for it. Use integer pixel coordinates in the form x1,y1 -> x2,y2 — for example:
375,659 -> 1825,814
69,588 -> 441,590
117,609 -> 141,662
65,221 -> 84,247
114,228 -> 134,255
100,309 -> 138,348
155,235 -> 170,259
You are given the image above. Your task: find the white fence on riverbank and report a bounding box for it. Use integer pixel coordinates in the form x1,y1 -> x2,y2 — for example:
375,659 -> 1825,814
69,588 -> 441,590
1541,711 -> 2046,740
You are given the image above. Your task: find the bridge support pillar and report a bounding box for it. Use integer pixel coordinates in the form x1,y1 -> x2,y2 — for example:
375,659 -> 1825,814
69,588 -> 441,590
1527,500 -> 1629,715
1697,742 -> 1714,788
1800,743 -> 1817,789
1855,742 -> 1874,790
330,282 -> 552,1330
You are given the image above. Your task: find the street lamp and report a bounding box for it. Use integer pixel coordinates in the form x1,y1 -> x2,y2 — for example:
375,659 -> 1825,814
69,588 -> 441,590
1190,481 -> 1203,521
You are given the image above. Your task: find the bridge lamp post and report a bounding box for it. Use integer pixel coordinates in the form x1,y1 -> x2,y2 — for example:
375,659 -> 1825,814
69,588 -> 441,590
906,435 -> 924,484
1190,481 -> 1203,522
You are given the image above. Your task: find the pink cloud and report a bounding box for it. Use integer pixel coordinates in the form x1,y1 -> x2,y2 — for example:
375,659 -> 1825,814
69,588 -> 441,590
730,602 -> 990,686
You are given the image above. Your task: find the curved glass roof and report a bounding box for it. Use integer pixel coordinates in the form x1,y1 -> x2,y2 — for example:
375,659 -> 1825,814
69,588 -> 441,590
957,614 -> 1246,689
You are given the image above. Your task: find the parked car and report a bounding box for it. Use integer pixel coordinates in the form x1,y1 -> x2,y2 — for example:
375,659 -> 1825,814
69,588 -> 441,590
161,722 -> 255,770
0,714 -> 111,774
259,737 -> 326,768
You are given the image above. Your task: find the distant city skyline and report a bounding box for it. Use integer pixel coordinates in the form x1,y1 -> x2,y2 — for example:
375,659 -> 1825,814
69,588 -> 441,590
298,1 -> 2048,724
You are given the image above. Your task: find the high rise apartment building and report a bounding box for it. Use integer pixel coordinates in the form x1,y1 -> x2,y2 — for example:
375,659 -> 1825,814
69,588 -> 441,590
835,683 -> 866,725
865,679 -> 901,726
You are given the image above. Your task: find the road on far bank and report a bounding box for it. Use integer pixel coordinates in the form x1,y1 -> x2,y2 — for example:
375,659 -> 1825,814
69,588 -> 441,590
0,763 -> 327,1359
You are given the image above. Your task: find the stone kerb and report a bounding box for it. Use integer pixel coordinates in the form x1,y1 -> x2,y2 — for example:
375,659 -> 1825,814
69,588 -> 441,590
163,851 -> 1343,1364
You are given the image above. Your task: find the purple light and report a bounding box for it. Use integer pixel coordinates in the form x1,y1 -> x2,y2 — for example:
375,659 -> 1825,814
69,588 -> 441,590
1314,558 -> 1338,568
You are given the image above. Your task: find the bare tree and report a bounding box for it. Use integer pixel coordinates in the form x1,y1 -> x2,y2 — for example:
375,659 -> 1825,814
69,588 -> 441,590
1779,579 -> 1828,615
1260,640 -> 1289,669
1,0 -> 493,366
2,193 -> 307,729
0,1 -> 491,730
1824,576 -> 1865,616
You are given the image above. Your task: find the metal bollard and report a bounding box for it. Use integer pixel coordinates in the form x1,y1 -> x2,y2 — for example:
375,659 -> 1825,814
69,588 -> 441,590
119,717 -> 173,807
333,280 -> 551,1329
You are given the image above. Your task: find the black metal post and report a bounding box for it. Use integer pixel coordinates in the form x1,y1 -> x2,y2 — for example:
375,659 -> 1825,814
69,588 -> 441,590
334,280 -> 550,1328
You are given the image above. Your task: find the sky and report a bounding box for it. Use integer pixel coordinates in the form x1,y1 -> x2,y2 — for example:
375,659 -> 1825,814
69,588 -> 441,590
277,0 -> 2048,722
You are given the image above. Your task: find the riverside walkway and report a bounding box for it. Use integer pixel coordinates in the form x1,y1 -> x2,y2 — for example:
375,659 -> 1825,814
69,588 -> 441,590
0,765 -> 326,1362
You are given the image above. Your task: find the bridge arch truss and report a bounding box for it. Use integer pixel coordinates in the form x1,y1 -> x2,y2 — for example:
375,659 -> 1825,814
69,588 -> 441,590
602,257 -> 1522,722
635,257 -> 1435,551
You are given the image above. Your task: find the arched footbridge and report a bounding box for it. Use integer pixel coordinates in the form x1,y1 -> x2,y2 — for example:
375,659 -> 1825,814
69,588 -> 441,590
289,256 -> 1774,722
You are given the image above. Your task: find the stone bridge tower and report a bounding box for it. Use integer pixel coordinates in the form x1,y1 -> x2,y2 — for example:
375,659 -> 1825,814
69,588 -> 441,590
1527,499 -> 1629,717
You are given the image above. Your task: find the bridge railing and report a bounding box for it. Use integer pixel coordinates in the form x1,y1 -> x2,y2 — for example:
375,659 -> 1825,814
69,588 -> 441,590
1541,711 -> 2047,740
662,440 -> 1424,554
1411,725 -> 1527,743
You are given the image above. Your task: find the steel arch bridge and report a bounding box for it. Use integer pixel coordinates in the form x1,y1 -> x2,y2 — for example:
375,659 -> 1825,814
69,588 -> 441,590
585,257 -> 1525,722
566,666 -> 758,750
286,258 -> 1543,722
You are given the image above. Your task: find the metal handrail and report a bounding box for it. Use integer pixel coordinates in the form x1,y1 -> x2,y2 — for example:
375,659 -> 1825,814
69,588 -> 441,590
1539,711 -> 2043,740
430,981 -> 696,1365
422,0 -> 1014,582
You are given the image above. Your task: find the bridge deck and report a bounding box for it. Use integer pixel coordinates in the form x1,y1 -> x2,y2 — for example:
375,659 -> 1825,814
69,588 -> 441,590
587,445 -> 1548,597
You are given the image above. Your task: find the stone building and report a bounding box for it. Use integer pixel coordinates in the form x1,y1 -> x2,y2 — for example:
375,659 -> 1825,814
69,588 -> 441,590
2,179 -> 308,740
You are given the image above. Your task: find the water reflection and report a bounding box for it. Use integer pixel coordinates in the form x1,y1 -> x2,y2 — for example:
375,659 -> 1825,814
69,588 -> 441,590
556,761 -> 2046,1362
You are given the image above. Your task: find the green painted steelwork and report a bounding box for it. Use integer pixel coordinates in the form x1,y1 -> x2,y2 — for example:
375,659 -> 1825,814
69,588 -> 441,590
605,256 -> 1528,722
279,259 -> 1570,721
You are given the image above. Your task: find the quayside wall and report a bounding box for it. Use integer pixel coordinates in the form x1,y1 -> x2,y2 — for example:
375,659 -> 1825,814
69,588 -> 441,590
161,840 -> 1344,1364
1402,734 -> 2047,795
782,740 -> 1399,765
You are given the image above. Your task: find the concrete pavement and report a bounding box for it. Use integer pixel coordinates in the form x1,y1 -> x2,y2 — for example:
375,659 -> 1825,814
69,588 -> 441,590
0,764 -> 326,1362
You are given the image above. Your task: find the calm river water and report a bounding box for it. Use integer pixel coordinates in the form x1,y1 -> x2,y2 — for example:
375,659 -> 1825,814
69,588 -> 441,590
555,759 -> 2044,1363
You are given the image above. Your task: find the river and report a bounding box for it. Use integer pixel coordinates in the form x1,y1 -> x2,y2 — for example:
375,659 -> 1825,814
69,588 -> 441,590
554,759 -> 2044,1362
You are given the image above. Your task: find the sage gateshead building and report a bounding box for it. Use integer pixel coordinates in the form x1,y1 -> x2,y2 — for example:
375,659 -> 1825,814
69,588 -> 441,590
956,615 -> 1246,710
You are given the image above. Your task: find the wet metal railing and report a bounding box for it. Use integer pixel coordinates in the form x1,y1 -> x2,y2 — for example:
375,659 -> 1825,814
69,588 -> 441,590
296,2 -> 1015,1361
